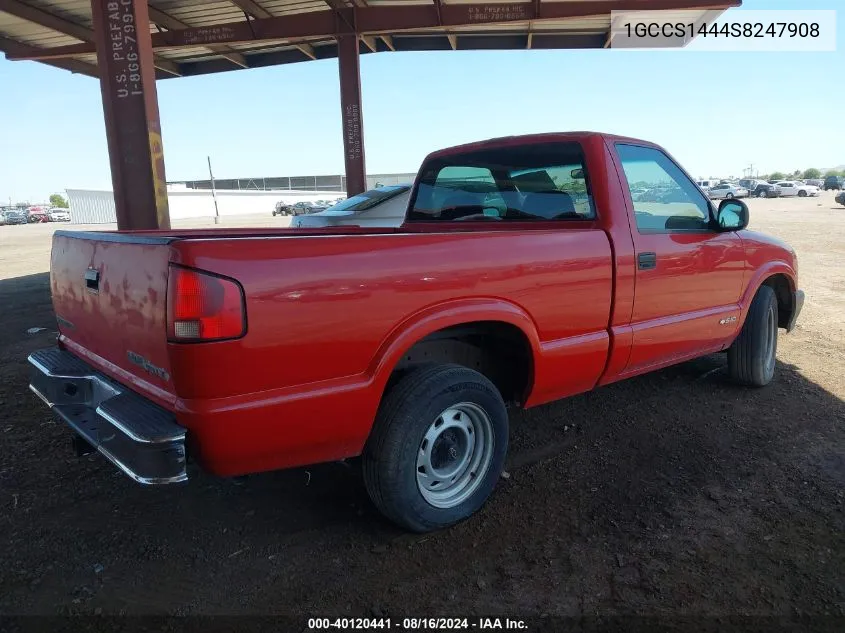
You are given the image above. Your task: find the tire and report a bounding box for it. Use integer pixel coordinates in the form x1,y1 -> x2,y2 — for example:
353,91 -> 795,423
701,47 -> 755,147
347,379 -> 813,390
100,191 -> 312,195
725,192 -> 734,199
757,190 -> 767,198
798,190 -> 807,197
728,285 -> 778,387
363,364 -> 508,532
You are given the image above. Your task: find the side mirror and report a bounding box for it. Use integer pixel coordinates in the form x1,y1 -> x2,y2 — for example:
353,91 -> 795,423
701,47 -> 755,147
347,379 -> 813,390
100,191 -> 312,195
716,199 -> 749,231
570,168 -> 584,179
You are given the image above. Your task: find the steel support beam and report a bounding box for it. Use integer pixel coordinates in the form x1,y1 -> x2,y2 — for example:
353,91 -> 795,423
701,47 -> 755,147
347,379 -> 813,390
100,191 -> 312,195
228,0 -> 272,18
0,0 -> 180,74
90,0 -> 170,230
227,0 -> 317,59
337,35 -> 365,196
7,0 -> 740,59
0,35 -> 97,76
148,6 -> 248,68
360,35 -> 377,52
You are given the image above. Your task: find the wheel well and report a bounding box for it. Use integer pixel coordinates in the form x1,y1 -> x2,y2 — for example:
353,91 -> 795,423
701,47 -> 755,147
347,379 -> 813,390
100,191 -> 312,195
389,321 -> 534,406
761,274 -> 792,329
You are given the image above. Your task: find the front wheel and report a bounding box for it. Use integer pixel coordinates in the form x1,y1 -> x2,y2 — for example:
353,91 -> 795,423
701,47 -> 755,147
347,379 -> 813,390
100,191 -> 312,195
798,190 -> 807,197
728,285 -> 778,387
725,192 -> 734,199
758,190 -> 767,198
363,364 -> 508,532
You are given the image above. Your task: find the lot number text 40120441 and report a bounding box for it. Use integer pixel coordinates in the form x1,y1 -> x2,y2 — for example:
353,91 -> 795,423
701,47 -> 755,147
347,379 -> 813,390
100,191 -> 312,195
307,617 -> 529,630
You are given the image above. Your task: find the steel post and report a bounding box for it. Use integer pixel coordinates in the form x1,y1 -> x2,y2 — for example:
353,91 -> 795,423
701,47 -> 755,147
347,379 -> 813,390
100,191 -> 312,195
337,35 -> 366,197
90,0 -> 170,229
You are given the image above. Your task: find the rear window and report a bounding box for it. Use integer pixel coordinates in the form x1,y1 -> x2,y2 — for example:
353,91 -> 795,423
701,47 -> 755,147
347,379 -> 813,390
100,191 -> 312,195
407,142 -> 595,222
328,185 -> 409,213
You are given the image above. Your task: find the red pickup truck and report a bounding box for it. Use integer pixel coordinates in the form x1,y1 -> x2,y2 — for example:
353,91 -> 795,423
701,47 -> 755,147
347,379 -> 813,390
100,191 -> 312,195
29,132 -> 803,532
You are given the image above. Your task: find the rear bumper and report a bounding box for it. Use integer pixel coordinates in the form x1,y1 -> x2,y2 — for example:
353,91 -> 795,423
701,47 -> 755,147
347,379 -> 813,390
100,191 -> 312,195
28,348 -> 187,485
787,290 -> 805,333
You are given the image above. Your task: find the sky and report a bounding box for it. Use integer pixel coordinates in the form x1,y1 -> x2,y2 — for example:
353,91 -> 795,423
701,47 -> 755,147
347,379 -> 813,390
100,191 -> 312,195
0,0 -> 843,203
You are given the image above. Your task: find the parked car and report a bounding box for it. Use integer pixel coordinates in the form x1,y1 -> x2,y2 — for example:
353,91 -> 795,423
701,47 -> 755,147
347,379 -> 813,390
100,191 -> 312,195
28,132 -> 803,533
775,181 -> 820,197
824,176 -> 843,191
291,185 -> 412,228
707,183 -> 749,199
272,201 -> 293,216
2,209 -> 28,225
738,178 -> 764,192
27,207 -> 49,223
695,179 -> 718,190
750,183 -> 781,198
288,201 -> 319,216
835,191 -> 845,206
804,178 -> 824,188
48,208 -> 71,222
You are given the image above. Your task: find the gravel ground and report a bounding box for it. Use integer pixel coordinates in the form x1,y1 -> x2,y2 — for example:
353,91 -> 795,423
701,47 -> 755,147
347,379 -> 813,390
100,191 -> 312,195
0,195 -> 843,623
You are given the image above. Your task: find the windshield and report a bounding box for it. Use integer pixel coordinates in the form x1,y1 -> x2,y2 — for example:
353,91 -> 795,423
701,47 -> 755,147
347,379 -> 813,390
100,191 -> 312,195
407,142 -> 595,222
326,185 -> 410,213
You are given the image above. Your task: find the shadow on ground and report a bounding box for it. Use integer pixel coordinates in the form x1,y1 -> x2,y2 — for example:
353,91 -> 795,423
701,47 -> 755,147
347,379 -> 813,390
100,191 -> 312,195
0,273 -> 842,617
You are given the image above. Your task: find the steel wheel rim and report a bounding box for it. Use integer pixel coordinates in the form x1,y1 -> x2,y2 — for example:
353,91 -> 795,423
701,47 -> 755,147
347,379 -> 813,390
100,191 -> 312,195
765,304 -> 777,374
416,402 -> 495,509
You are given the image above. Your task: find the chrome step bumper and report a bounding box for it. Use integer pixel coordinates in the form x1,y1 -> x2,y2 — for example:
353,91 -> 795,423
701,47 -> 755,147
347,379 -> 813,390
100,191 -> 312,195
28,348 -> 187,485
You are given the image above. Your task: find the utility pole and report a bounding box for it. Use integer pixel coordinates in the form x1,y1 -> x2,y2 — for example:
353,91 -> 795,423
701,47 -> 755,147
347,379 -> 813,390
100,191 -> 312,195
207,156 -> 220,225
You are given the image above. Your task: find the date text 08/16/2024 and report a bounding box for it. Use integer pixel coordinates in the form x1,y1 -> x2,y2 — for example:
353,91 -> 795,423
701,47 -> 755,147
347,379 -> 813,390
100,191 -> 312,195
307,618 -> 528,630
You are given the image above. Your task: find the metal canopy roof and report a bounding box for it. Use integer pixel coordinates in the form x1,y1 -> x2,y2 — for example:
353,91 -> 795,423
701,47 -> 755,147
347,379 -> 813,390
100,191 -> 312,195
0,0 -> 739,79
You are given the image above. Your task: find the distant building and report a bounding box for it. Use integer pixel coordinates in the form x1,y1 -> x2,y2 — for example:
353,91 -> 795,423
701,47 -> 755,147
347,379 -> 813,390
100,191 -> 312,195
171,172 -> 417,193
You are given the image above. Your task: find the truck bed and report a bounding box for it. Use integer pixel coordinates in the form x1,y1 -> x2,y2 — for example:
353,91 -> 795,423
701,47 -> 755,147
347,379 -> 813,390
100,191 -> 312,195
51,225 -> 614,413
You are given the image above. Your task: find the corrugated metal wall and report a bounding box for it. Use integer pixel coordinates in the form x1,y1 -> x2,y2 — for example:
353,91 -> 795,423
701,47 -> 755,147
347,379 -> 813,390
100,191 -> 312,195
66,189 -> 117,224
175,172 -> 417,192
66,189 -> 347,224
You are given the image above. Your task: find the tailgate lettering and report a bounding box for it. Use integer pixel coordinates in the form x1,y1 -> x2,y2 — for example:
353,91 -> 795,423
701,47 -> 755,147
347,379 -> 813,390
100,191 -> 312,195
127,351 -> 170,382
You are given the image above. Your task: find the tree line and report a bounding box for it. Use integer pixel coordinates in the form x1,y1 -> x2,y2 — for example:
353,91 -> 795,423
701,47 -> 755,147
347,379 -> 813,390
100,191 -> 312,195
763,168 -> 844,181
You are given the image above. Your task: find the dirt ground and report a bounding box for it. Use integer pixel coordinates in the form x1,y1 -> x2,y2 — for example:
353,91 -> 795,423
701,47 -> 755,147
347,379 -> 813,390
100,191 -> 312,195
0,195 -> 843,622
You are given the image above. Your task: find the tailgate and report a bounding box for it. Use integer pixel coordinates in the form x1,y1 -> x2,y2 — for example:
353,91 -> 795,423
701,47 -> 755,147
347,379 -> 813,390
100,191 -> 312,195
50,231 -> 176,397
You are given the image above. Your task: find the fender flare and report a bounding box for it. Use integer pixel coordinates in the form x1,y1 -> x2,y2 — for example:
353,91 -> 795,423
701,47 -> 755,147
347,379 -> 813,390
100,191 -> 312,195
738,260 -> 797,326
367,297 -> 542,400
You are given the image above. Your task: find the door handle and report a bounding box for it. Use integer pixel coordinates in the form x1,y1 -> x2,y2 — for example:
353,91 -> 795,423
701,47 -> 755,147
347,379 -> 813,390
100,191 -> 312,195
637,252 -> 657,270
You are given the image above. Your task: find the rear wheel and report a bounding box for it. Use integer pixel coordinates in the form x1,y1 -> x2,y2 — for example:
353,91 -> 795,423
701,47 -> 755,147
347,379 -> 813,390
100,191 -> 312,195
728,285 -> 778,387
758,190 -> 767,198
725,192 -> 734,199
363,364 -> 508,532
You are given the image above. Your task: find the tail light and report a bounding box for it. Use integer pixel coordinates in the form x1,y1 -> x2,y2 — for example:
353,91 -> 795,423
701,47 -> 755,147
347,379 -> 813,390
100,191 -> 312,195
167,266 -> 246,342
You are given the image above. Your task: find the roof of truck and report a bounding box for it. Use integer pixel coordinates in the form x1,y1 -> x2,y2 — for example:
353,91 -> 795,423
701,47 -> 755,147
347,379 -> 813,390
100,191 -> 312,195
426,131 -> 660,158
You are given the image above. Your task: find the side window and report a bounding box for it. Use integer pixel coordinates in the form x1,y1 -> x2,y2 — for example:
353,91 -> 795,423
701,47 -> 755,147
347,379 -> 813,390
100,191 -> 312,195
616,144 -> 712,233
